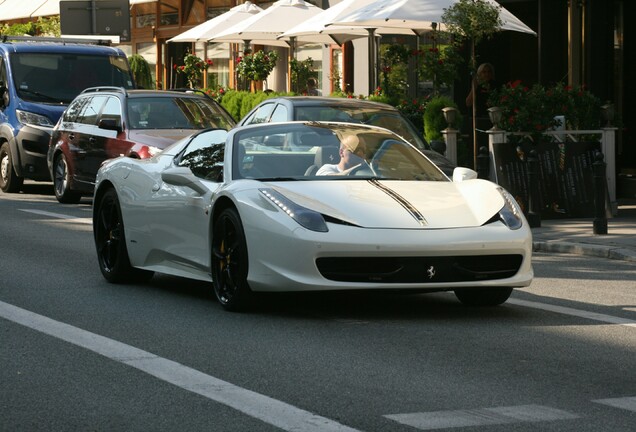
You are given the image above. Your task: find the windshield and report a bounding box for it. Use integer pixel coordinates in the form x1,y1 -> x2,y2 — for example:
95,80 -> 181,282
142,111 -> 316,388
233,122 -> 447,182
11,52 -> 133,104
295,104 -> 426,149
127,97 -> 235,130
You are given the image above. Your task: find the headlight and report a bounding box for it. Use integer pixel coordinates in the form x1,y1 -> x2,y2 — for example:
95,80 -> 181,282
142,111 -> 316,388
260,188 -> 328,232
16,110 -> 53,127
497,187 -> 523,230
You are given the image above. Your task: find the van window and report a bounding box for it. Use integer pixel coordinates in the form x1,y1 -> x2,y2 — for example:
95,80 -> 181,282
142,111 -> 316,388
10,53 -> 133,104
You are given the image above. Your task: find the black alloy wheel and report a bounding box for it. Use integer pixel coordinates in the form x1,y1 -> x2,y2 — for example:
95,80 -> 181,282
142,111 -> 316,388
53,153 -> 82,204
454,287 -> 513,306
211,208 -> 252,311
94,188 -> 153,283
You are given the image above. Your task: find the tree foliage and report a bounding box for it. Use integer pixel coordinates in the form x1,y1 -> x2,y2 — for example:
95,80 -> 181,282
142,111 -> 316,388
129,54 -> 153,89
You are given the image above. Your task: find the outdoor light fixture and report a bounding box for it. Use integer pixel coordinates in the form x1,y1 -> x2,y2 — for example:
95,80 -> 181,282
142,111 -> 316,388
488,106 -> 503,130
601,103 -> 615,127
442,107 -> 457,129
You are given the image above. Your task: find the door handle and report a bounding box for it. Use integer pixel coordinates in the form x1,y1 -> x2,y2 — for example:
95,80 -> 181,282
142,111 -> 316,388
68,133 -> 75,140
89,137 -> 96,143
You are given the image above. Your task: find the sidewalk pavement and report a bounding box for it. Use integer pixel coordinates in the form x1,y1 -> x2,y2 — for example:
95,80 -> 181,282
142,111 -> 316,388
531,199 -> 636,262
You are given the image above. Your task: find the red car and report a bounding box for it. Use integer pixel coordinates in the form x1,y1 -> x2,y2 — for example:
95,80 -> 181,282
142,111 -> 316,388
47,87 -> 235,203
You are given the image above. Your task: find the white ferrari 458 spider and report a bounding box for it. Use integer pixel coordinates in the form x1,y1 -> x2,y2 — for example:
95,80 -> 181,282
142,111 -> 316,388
93,122 -> 533,311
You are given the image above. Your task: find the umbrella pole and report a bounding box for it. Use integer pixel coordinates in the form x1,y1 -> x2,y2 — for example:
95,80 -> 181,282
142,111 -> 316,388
367,28 -> 377,95
471,39 -> 477,170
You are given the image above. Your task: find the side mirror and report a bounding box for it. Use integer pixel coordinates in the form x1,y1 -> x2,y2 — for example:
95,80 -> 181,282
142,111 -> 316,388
161,166 -> 208,195
452,167 -> 478,182
98,118 -> 122,132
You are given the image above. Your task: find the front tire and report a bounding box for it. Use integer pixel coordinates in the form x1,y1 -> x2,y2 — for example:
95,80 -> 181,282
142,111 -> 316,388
94,188 -> 153,283
454,287 -> 513,306
211,208 -> 252,311
53,153 -> 82,204
0,142 -> 23,193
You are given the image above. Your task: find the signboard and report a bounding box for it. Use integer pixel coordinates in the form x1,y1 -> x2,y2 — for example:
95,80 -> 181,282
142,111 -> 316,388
492,141 -> 601,218
60,0 -> 131,42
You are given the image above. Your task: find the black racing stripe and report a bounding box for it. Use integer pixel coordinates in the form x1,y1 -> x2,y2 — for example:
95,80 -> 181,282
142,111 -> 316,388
368,179 -> 427,226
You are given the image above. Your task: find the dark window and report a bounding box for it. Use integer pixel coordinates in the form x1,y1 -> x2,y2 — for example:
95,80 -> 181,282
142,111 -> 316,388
178,129 -> 227,181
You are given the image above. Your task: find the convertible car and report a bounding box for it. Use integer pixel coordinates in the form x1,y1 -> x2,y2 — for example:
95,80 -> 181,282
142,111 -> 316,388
93,122 -> 533,311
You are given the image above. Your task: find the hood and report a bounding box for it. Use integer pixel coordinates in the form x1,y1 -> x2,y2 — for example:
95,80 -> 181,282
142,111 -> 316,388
269,179 -> 505,229
128,129 -> 197,149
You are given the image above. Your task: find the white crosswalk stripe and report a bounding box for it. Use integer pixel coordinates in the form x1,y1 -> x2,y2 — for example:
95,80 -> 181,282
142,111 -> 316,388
384,405 -> 580,430
593,397 -> 636,413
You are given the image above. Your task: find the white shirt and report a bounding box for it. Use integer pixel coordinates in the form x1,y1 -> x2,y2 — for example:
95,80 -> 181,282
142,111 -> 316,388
316,164 -> 341,175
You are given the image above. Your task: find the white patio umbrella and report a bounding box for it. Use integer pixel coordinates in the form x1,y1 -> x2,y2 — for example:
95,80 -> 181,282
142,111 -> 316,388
167,2 -> 263,43
278,0 -> 417,46
330,0 -> 536,36
211,0 -> 326,48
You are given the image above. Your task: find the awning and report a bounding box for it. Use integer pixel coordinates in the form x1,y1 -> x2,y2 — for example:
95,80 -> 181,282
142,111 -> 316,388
0,0 -> 51,21
0,0 -> 157,21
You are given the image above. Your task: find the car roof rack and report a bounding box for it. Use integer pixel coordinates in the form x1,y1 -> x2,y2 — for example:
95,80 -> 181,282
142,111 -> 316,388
81,86 -> 129,96
0,35 -> 113,46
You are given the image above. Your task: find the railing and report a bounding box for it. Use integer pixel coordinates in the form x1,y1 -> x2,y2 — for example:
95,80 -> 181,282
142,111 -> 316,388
441,125 -> 618,214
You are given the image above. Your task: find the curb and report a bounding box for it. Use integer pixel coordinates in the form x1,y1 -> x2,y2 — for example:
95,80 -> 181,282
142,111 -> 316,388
533,241 -> 636,262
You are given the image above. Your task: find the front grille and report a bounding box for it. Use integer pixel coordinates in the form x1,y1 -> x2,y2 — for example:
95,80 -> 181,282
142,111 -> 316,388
316,255 -> 523,283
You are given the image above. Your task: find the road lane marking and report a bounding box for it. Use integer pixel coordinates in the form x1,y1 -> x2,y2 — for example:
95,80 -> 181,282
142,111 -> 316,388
18,209 -> 92,225
509,299 -> 636,328
0,301 -> 362,432
593,397 -> 636,412
384,405 -> 579,430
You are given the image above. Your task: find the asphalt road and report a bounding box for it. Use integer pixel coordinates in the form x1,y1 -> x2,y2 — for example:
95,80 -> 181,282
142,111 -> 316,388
1,182 -> 635,432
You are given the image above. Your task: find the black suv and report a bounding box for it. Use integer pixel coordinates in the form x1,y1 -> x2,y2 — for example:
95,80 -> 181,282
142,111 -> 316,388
47,87 -> 235,203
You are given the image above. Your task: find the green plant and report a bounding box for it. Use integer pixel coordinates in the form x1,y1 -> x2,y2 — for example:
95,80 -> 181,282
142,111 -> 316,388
547,83 -> 602,130
489,80 -> 602,143
129,54 -> 153,89
397,97 -> 429,135
416,45 -> 462,93
236,50 -> 279,83
174,53 -> 212,88
423,95 -> 462,143
290,57 -> 318,94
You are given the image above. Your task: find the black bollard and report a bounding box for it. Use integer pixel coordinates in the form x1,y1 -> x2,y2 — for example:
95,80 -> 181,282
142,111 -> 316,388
526,149 -> 541,228
476,146 -> 489,179
593,151 -> 608,234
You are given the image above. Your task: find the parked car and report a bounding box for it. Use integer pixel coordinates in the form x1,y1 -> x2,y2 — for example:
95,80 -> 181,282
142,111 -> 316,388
238,96 -> 456,174
47,87 -> 235,203
0,36 -> 136,193
93,121 -> 533,312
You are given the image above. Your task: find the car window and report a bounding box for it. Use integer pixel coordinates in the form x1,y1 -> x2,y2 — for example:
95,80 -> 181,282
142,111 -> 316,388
243,103 -> 275,125
62,96 -> 90,123
10,53 -> 133,104
77,95 -> 108,126
178,129 -> 228,181
269,104 -> 288,122
99,96 -> 122,128
127,97 -> 233,130
177,98 -> 235,130
232,123 -> 446,182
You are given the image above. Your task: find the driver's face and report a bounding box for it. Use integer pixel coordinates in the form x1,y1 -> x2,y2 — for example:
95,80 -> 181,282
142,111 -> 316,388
341,147 -> 365,168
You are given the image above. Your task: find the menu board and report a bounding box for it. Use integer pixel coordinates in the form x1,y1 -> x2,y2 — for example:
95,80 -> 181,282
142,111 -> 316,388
491,141 -> 601,218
